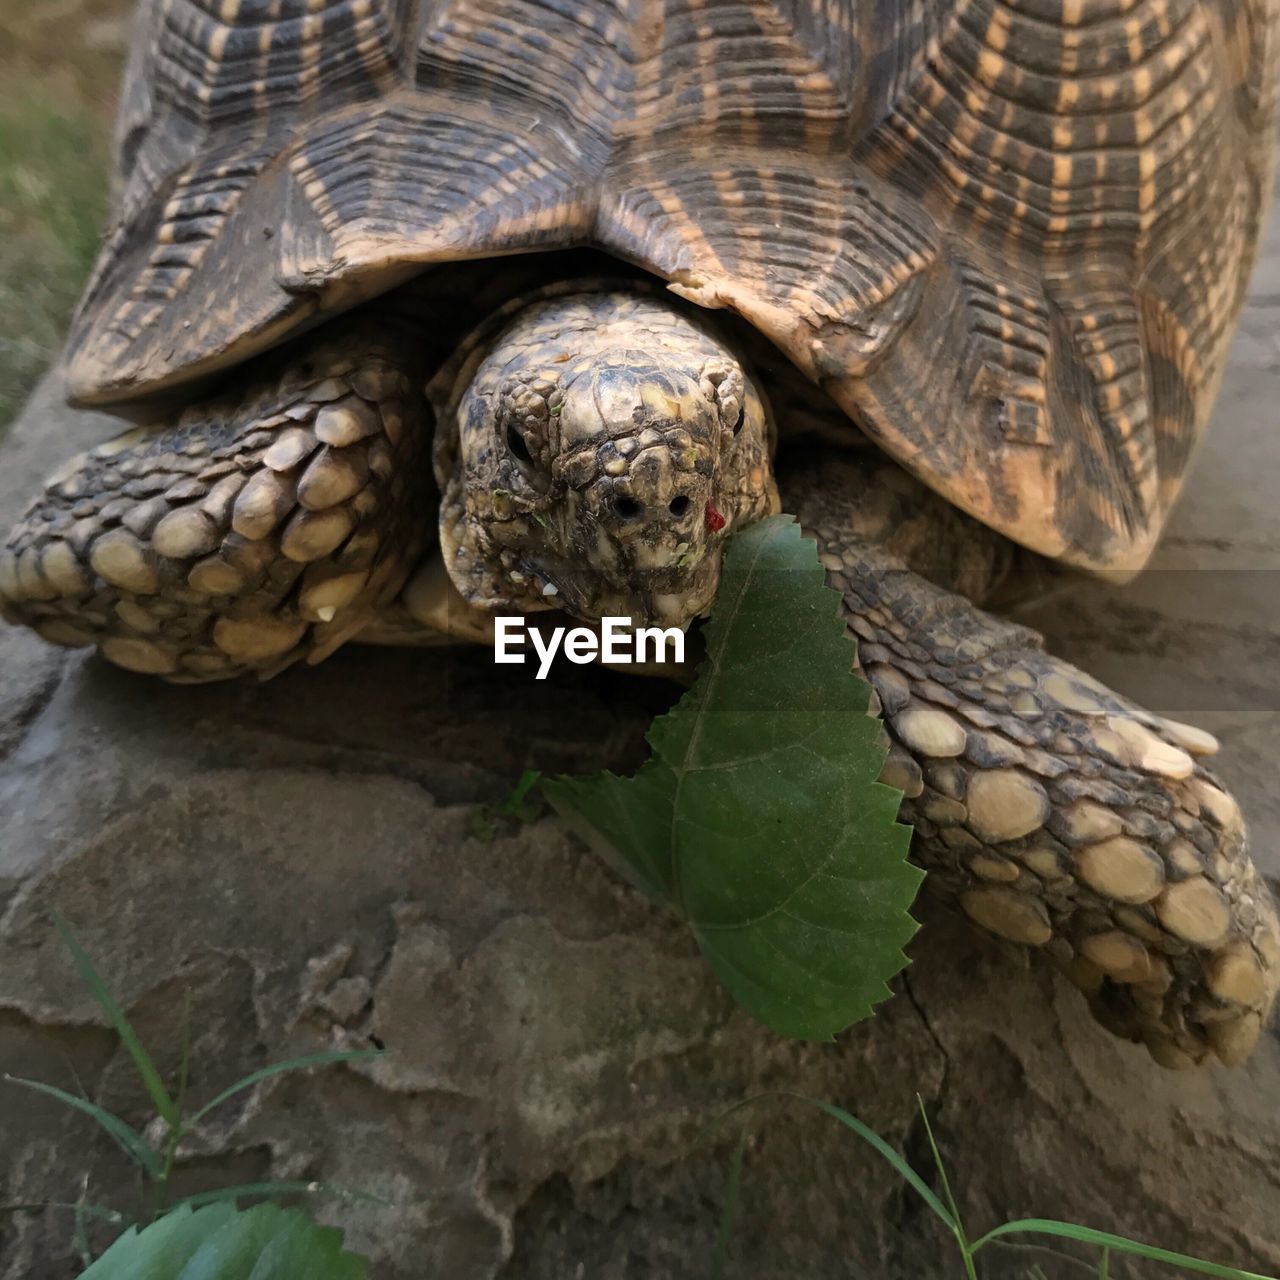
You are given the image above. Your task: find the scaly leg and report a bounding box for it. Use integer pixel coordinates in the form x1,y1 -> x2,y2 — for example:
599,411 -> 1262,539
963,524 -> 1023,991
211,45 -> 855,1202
785,450 -> 1280,1068
0,325 -> 433,680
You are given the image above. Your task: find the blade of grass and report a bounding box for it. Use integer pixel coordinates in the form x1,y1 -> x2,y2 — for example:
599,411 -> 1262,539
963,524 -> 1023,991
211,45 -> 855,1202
915,1097 -> 978,1280
187,1049 -> 384,1125
971,1220 -> 1278,1279
708,1128 -> 747,1280
1,1201 -> 124,1224
1099,1247 -> 1111,1279
3,1076 -> 162,1176
171,1181 -> 390,1211
158,991 -> 196,1199
780,1094 -> 957,1231
49,909 -> 177,1125
500,770 -> 543,818
916,1098 -> 964,1231
174,992 -> 193,1122
72,1182 -> 93,1270
984,1237 -> 1107,1277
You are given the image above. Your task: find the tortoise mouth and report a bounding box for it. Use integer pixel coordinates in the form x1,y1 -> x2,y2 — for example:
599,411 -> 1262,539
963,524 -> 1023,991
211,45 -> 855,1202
511,552 -> 724,629
436,485 -> 727,631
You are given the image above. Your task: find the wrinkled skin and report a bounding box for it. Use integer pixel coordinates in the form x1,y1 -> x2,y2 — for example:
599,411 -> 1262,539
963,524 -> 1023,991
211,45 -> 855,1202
433,290 -> 778,629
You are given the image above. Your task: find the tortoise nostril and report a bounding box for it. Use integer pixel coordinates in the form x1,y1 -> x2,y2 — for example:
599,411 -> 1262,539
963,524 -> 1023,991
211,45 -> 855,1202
613,497 -> 643,521
668,495 -> 691,518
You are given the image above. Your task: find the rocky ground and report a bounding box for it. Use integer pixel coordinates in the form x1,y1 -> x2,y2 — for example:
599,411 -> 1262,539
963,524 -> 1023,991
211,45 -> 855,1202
2,138 -> 1280,1280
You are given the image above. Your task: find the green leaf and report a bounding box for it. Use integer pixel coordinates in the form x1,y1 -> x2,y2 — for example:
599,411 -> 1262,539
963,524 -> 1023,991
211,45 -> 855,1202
50,909 -> 178,1125
971,1220 -> 1278,1279
188,1049 -> 384,1126
544,516 -> 920,1039
499,769 -> 544,821
3,1076 -> 162,1177
471,769 -> 547,841
172,1182 -> 389,1212
983,1238 -> 1112,1277
77,1203 -> 368,1280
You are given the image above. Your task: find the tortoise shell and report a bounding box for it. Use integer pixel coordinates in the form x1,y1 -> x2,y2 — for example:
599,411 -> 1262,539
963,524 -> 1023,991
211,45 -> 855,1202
68,0 -> 1280,572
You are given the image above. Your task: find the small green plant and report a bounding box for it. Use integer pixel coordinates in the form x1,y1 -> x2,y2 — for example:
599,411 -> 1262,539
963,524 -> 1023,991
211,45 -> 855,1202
469,767 -> 547,840
708,1094 -> 1278,1280
1,910 -> 382,1275
544,515 -> 919,1040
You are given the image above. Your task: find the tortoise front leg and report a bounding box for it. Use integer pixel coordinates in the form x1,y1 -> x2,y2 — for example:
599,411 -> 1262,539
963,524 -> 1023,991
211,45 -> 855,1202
786,453 -> 1280,1068
0,324 -> 433,680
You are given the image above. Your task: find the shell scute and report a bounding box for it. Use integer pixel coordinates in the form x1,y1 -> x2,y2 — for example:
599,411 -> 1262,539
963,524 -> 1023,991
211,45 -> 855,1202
69,0 -> 1280,571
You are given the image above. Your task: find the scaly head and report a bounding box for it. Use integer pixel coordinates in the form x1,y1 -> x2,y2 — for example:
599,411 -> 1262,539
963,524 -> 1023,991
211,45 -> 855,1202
434,289 -> 778,628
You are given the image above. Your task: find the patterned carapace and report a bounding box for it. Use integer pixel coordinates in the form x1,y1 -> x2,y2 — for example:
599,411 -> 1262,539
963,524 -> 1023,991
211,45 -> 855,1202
69,0 -> 1279,573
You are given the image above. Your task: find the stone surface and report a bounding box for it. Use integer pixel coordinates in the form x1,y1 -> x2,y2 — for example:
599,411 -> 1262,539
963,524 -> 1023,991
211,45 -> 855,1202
5,224 -> 1280,1277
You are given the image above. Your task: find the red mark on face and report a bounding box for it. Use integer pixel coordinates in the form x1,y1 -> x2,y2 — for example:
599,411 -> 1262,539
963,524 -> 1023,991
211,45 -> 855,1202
704,500 -> 726,533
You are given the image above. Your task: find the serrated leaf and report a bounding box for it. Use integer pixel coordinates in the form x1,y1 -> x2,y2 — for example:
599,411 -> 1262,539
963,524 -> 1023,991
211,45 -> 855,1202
77,1204 -> 238,1280
545,515 -> 920,1039
77,1203 -> 368,1280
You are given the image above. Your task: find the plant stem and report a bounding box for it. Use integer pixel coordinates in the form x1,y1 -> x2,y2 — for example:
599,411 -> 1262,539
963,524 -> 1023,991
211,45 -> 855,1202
916,1098 -> 978,1280
155,995 -> 194,1214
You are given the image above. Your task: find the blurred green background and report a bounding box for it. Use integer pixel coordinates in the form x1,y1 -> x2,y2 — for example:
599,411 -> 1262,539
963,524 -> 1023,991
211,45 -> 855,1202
0,0 -> 132,431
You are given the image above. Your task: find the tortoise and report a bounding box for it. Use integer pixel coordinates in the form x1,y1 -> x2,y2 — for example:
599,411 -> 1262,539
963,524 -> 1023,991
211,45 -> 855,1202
2,0 -> 1279,1069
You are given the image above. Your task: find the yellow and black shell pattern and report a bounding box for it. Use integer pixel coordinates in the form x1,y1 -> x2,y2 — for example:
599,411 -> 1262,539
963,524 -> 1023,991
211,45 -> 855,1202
68,0 -> 1280,573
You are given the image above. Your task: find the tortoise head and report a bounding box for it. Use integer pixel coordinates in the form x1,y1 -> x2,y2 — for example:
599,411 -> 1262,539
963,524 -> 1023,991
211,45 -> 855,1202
434,290 -> 778,629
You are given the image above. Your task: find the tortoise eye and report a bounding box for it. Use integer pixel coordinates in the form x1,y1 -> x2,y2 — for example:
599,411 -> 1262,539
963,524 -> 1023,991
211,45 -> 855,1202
506,425 -> 533,463
732,405 -> 745,435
